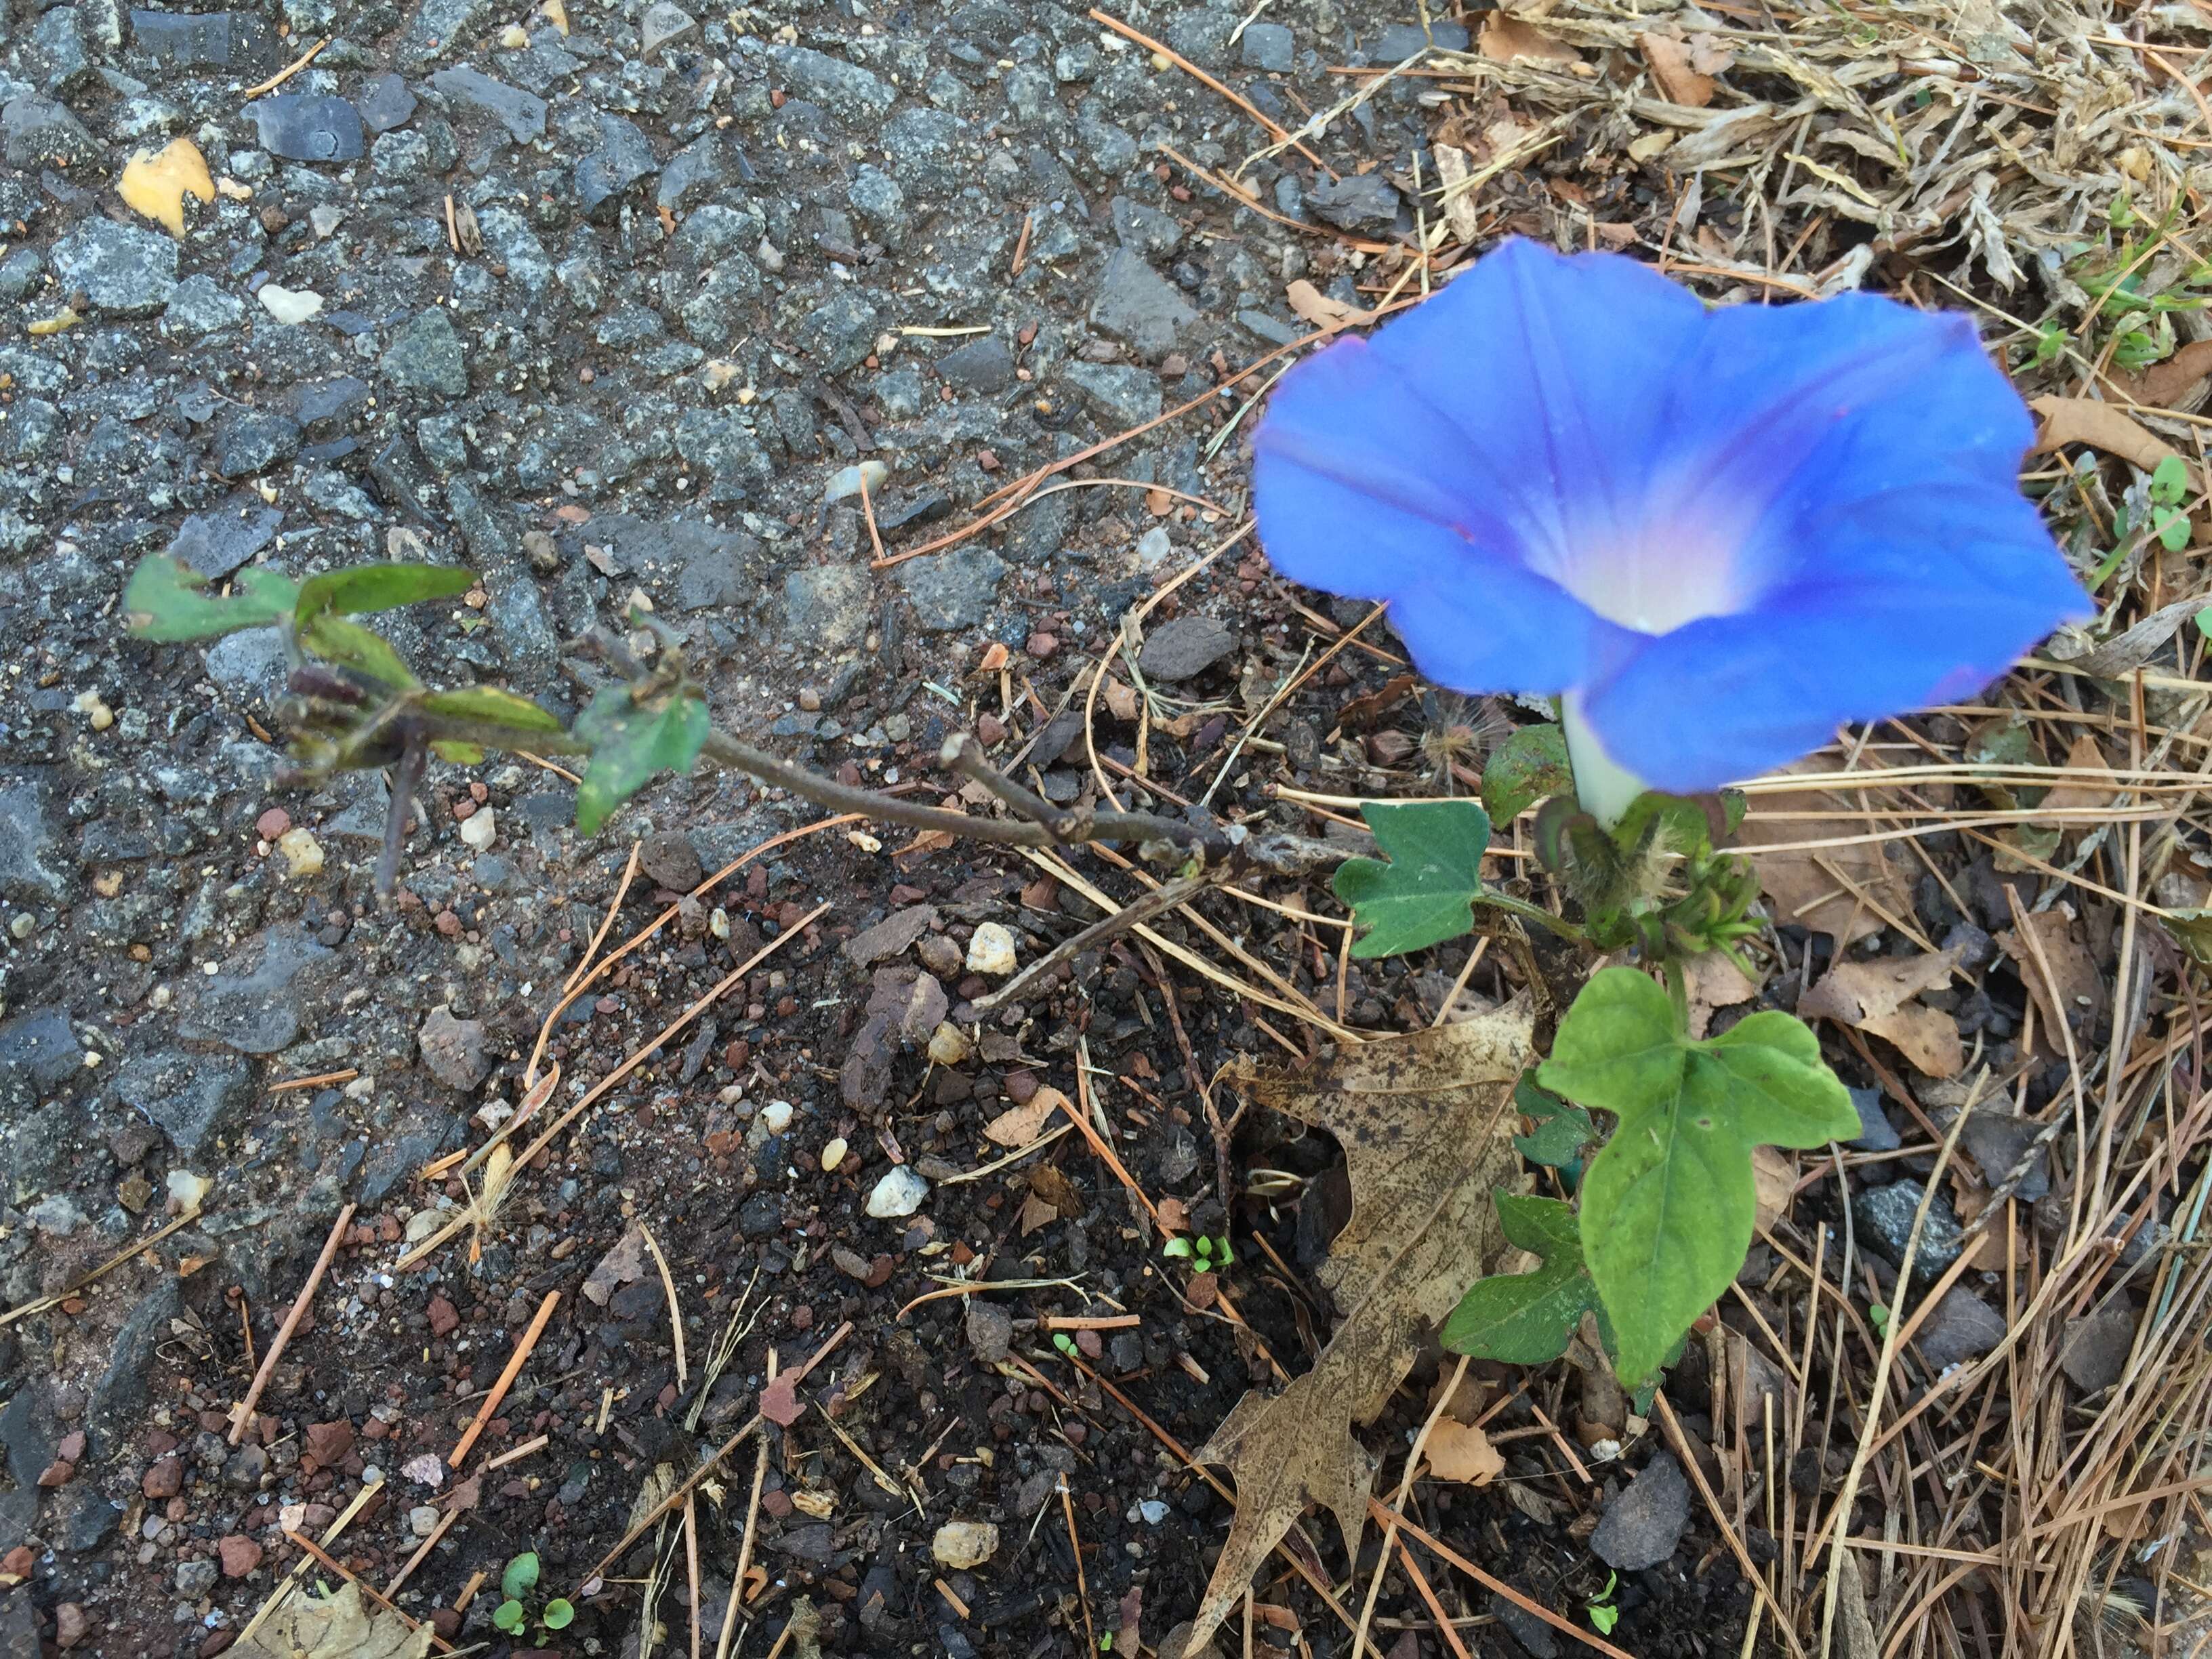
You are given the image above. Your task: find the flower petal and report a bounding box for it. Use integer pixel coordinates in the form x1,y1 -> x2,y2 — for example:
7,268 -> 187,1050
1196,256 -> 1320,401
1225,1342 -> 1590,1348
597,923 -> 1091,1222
1582,483 -> 2091,790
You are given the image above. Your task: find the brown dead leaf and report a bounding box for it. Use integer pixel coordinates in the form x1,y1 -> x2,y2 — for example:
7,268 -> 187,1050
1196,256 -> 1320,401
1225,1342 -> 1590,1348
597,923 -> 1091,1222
1422,1418 -> 1503,1486
983,1086 -> 1065,1148
1017,1193 -> 1059,1235
2116,336 -> 2212,410
2030,395 -> 2183,474
1684,950 -> 1760,1039
581,1225 -> 647,1307
1102,676 -> 1141,722
1997,905 -> 2102,1050
239,1581 -> 434,1659
1029,1161 -> 1084,1216
1157,1195 -> 1191,1234
1740,756 -> 1917,949
2039,732 -> 2116,816
1799,949 -> 1965,1078
1285,279 -> 1370,332
1479,14 -> 1579,64
1639,32 -> 1715,106
1752,1145 -> 1796,1231
1336,673 -> 1416,731
1181,1006 -> 1530,1654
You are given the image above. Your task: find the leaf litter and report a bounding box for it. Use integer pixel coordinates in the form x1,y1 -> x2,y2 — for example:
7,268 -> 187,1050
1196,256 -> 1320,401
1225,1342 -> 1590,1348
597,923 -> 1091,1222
1176,1002 -> 1529,1656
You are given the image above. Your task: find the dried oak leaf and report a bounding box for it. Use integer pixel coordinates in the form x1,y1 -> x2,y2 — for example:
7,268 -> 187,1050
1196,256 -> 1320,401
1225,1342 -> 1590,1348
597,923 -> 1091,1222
1176,1006 -> 1529,1657
2030,395 -> 2183,474
240,1582 -> 432,1659
1738,756 -> 1916,950
1639,31 -> 1715,106
1799,948 -> 1965,1078
1422,1418 -> 1503,1485
1996,904 -> 2102,1052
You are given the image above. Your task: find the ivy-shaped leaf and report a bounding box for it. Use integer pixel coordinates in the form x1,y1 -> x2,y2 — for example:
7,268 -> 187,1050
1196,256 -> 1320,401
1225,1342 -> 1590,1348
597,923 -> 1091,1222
123,556 -> 298,642
1481,723 -> 1570,826
294,562 -> 475,621
1441,1193 -> 1612,1366
1540,967 -> 1857,1385
573,684 -> 711,835
1332,799 -> 1492,958
501,1552 -> 540,1601
1512,1075 -> 1593,1171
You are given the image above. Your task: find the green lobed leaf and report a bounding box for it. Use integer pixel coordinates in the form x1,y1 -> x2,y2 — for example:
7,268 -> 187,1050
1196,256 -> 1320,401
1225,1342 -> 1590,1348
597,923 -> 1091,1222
1440,1193 -> 1612,1366
1512,1074 -> 1594,1170
493,1600 -> 526,1633
1332,799 -> 1492,958
573,684 -> 712,836
541,1599 -> 575,1631
1545,970 -> 1857,1385
1536,967 -> 1683,1116
419,684 -> 566,736
294,562 -> 475,621
123,556 -> 299,642
300,613 -> 419,690
1481,723 -> 1570,826
501,1552 -> 540,1601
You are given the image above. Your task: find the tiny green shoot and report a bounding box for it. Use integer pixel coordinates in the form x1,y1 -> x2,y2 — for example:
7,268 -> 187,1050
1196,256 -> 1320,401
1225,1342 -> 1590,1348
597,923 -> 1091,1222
1588,1570 -> 1620,1635
1052,1332 -> 1078,1359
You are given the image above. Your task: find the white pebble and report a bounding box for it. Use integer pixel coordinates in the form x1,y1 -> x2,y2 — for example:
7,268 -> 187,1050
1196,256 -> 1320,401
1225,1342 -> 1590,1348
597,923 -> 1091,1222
823,459 -> 889,504
966,922 -> 1017,977
257,282 -> 323,324
865,1166 -> 929,1219
408,1505 -> 442,1538
458,808 -> 495,851
931,1520 -> 999,1568
820,1136 -> 848,1172
760,1099 -> 794,1134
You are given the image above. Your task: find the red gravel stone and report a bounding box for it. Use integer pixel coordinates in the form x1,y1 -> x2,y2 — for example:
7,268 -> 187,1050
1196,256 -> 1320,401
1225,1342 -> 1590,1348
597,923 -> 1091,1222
427,1295 -> 460,1338
55,1604 -> 87,1649
302,1421 -> 353,1465
142,1456 -> 183,1498
218,1535 -> 262,1578
255,808 -> 290,840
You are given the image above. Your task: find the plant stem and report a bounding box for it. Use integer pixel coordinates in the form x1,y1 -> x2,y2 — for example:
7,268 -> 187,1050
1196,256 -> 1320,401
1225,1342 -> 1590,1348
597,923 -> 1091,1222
416,713 -> 1334,874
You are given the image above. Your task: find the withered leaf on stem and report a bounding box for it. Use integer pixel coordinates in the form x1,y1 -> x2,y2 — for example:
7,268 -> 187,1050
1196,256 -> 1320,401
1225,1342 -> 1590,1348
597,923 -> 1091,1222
1174,1004 -> 1530,1657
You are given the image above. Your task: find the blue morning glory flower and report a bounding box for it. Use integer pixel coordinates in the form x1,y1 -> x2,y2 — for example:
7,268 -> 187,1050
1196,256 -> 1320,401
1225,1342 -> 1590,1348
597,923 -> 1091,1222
1252,238 -> 2093,821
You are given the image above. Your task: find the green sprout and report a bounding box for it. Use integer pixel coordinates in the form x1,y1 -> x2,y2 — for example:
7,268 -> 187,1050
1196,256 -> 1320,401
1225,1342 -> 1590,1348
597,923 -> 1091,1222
1587,1570 -> 1620,1635
493,1553 -> 573,1637
1052,1332 -> 1078,1359
1162,1233 -> 1233,1269
1868,1303 -> 1891,1339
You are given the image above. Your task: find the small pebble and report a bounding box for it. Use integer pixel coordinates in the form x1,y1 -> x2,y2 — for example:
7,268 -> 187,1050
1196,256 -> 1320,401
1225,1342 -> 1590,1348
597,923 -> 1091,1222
276,827 -> 324,878
932,1520 -> 999,1568
760,1099 -> 794,1134
255,807 -> 291,840
865,1166 -> 929,1219
457,808 -> 495,851
820,1136 -> 848,1172
966,922 -> 1018,977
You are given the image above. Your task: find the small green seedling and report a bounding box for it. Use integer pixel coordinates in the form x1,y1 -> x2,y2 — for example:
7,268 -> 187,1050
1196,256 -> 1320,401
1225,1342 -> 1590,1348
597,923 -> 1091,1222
1868,1303 -> 1891,1340
493,1552 -> 575,1637
1052,1332 -> 1079,1359
1587,1570 -> 1620,1635
1162,1233 -> 1233,1268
